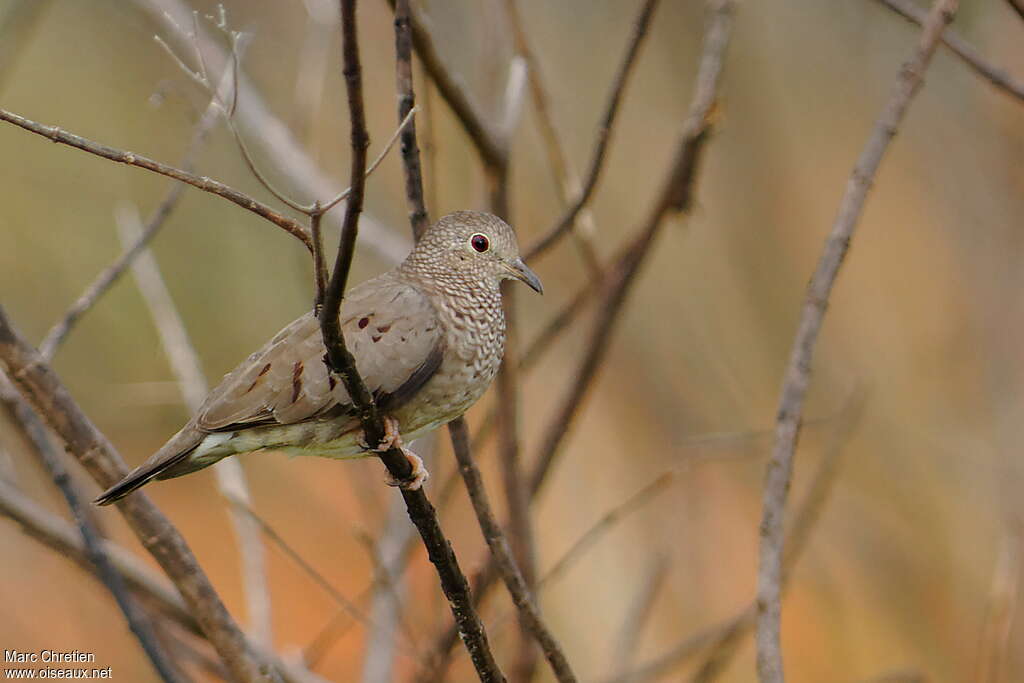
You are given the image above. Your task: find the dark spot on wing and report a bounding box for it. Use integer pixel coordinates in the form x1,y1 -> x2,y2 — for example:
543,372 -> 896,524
291,361 -> 304,403
358,317 -> 370,329
377,323 -> 391,333
245,363 -> 273,394
371,335 -> 382,343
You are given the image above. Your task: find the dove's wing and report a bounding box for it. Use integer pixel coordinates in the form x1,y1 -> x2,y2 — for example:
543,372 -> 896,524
196,273 -> 445,432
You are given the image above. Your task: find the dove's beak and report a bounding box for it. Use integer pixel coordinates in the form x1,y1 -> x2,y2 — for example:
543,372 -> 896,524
507,258 -> 544,294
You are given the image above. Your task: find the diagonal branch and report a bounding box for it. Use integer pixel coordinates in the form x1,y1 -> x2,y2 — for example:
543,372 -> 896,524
501,0 -> 600,274
0,308 -> 281,683
319,2 -> 504,681
383,0 -> 507,170
755,2 -> 957,681
0,478 -> 329,683
0,382 -> 183,682
38,80 -> 225,362
524,0 -> 661,263
117,206 -> 273,649
0,108 -> 313,253
872,0 -> 1024,102
420,2 -> 736,674
449,417 -> 577,683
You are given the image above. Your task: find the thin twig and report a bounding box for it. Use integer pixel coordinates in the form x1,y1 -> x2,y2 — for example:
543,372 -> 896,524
38,94 -> 223,361
393,0 -> 429,240
0,307 -> 281,683
756,3 -> 957,681
230,500 -> 418,659
136,0 -> 410,264
524,0 -> 661,263
0,108 -> 313,254
0,381 -> 183,682
117,206 -> 273,649
449,418 -> 578,683
529,0 -> 732,498
599,392 -> 864,683
423,3 -> 736,672
486,54 -> 537,683
614,553 -> 671,676
501,0 -> 601,275
695,390 -> 864,683
872,0 -> 1024,102
541,472 -> 674,590
383,0 -> 507,170
324,3 -> 505,681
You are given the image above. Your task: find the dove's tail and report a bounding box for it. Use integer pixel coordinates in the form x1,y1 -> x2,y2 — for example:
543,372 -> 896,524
94,449 -> 196,506
94,425 -> 217,506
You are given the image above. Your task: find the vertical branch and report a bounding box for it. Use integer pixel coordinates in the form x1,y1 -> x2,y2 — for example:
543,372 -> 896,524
524,0 -> 661,263
421,2 -> 736,673
449,419 -> 578,683
325,2 -> 505,681
0,382 -> 183,683
393,0 -> 429,240
755,2 -> 957,681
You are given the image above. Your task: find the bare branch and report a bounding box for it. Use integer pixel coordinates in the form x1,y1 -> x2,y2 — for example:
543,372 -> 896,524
422,3 -> 736,672
501,0 -> 601,274
873,0 -> 1024,102
540,473 -> 674,590
38,95 -> 222,361
615,553 -> 671,674
449,417 -> 578,683
529,0 -> 733,497
598,392 -> 864,683
0,476 -> 200,636
524,0 -> 661,263
393,0 -> 430,239
0,479 -> 329,683
756,3 -> 957,680
117,206 -> 273,648
384,0 -> 507,170
0,307 -> 281,683
322,3 -> 505,681
0,381 -> 183,682
0,107 -> 313,254
135,0 -> 410,264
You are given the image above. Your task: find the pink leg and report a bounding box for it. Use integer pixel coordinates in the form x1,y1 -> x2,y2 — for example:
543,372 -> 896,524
363,417 -> 430,490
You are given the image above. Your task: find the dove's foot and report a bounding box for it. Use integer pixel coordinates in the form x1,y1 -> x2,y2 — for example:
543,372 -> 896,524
358,415 -> 402,452
361,417 -> 430,490
385,450 -> 429,491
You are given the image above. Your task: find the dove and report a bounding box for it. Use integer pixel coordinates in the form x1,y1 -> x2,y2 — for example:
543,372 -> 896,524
96,211 -> 541,505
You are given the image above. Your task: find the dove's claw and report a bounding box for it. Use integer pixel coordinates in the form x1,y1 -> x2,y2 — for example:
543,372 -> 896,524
385,451 -> 429,490
360,416 -> 402,453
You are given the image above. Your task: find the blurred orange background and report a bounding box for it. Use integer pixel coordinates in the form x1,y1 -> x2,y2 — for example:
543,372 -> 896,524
2,0 -> 1023,681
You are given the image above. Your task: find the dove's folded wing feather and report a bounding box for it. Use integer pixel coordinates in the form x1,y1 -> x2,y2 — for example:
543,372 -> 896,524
196,274 -> 445,433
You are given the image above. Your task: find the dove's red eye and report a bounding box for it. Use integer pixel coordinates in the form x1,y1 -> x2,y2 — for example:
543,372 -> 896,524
470,234 -> 490,253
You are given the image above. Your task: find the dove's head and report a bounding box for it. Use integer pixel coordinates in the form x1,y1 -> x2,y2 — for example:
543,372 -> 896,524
404,211 -> 543,295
